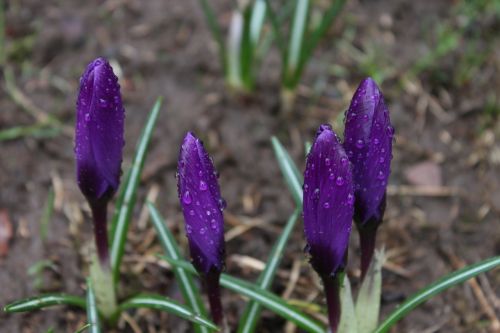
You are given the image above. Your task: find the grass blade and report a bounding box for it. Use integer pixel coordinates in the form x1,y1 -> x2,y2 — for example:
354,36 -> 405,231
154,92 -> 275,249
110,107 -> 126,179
374,256 -> 500,333
159,256 -> 324,333
86,279 -> 101,333
227,9 -> 244,89
237,208 -> 301,333
74,324 -> 91,333
197,0 -> 226,74
285,0 -> 310,83
119,294 -> 218,330
288,0 -> 347,89
148,202 -> 211,333
109,97 -> 163,283
40,188 -> 55,241
249,0 -> 267,46
0,124 -> 61,141
271,136 -> 303,206
3,294 -> 86,313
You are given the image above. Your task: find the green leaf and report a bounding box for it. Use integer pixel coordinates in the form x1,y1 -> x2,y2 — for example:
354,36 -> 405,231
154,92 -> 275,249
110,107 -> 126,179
159,256 -> 325,333
86,279 -> 101,333
271,136 -> 303,207
147,202 -> 211,333
237,208 -> 301,333
227,9 -> 244,89
374,256 -> 500,333
119,294 -> 218,330
338,276 -> 358,333
74,324 -> 91,333
109,97 -> 163,284
286,0 -> 310,80
3,294 -> 86,313
197,0 -> 227,74
288,0 -> 347,89
0,124 -> 61,142
355,249 -> 385,333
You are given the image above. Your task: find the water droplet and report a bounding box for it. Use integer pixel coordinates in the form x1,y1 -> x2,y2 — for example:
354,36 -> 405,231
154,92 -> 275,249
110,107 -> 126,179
373,138 -> 380,145
325,158 -> 331,166
363,114 -> 369,121
313,188 -> 320,201
347,194 -> 354,206
329,173 -> 335,180
84,113 -> 91,122
199,181 -> 208,191
218,198 -> 227,211
386,125 -> 395,137
210,219 -> 218,230
199,227 -> 206,235
303,184 -> 309,192
336,176 -> 345,186
182,191 -> 192,205
377,171 -> 385,180
206,210 -> 211,216
355,139 -> 364,149
189,210 -> 195,216
186,225 -> 193,234
323,202 -> 330,209
341,157 -> 348,165
379,157 -> 385,164
99,98 -> 107,107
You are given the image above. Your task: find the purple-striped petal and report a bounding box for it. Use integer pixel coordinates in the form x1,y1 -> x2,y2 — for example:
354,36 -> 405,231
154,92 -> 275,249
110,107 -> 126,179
303,124 -> 354,277
75,57 -> 125,203
344,78 -> 393,227
177,132 -> 225,275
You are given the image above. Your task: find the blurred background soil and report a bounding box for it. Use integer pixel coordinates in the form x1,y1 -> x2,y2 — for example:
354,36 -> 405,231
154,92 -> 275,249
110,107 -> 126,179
0,0 -> 499,332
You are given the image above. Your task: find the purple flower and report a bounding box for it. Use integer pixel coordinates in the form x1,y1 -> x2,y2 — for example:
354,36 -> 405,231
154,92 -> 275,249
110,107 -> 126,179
177,132 -> 226,324
303,124 -> 354,277
344,77 -> 393,278
75,57 -> 125,264
75,57 -> 125,204
177,132 -> 226,274
303,124 -> 354,332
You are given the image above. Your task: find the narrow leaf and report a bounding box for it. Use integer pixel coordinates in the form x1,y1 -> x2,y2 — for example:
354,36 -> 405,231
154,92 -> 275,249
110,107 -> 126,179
86,279 -> 101,333
119,294 -> 218,330
227,9 -> 244,88
237,208 -> 301,333
110,97 -> 163,284
159,256 -> 325,333
74,324 -> 91,333
355,249 -> 385,333
197,0 -> 227,73
148,202 -> 210,333
338,276 -> 358,333
286,0 -> 310,77
374,256 -> 500,333
4,294 -> 86,313
271,136 -> 303,206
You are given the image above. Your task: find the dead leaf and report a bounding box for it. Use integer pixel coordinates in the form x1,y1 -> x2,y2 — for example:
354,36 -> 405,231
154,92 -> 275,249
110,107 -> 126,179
0,210 -> 14,257
404,161 -> 442,186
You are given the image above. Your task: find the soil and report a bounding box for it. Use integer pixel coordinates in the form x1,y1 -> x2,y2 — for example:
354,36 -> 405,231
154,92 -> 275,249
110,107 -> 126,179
1,0 -> 499,332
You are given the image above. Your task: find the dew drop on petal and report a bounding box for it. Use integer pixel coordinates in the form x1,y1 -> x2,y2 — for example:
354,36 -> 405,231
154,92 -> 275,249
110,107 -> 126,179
323,202 -> 330,209
199,180 -> 208,191
183,191 -> 192,205
347,194 -> 354,206
199,227 -> 206,235
355,139 -> 365,149
325,158 -> 331,166
336,176 -> 345,186
341,157 -> 348,166
189,210 -> 195,216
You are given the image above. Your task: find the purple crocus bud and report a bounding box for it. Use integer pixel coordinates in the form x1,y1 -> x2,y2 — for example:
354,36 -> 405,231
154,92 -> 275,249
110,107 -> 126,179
75,57 -> 125,265
344,77 -> 393,279
303,124 -> 354,333
177,132 -> 225,325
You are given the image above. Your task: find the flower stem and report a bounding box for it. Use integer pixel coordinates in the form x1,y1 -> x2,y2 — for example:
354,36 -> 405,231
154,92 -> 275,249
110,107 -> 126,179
89,200 -> 110,267
204,270 -> 223,325
322,275 -> 342,333
358,223 -> 378,281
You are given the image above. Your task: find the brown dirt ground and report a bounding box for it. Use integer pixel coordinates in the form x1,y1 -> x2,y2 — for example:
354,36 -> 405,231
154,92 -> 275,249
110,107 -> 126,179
1,0 -> 499,332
